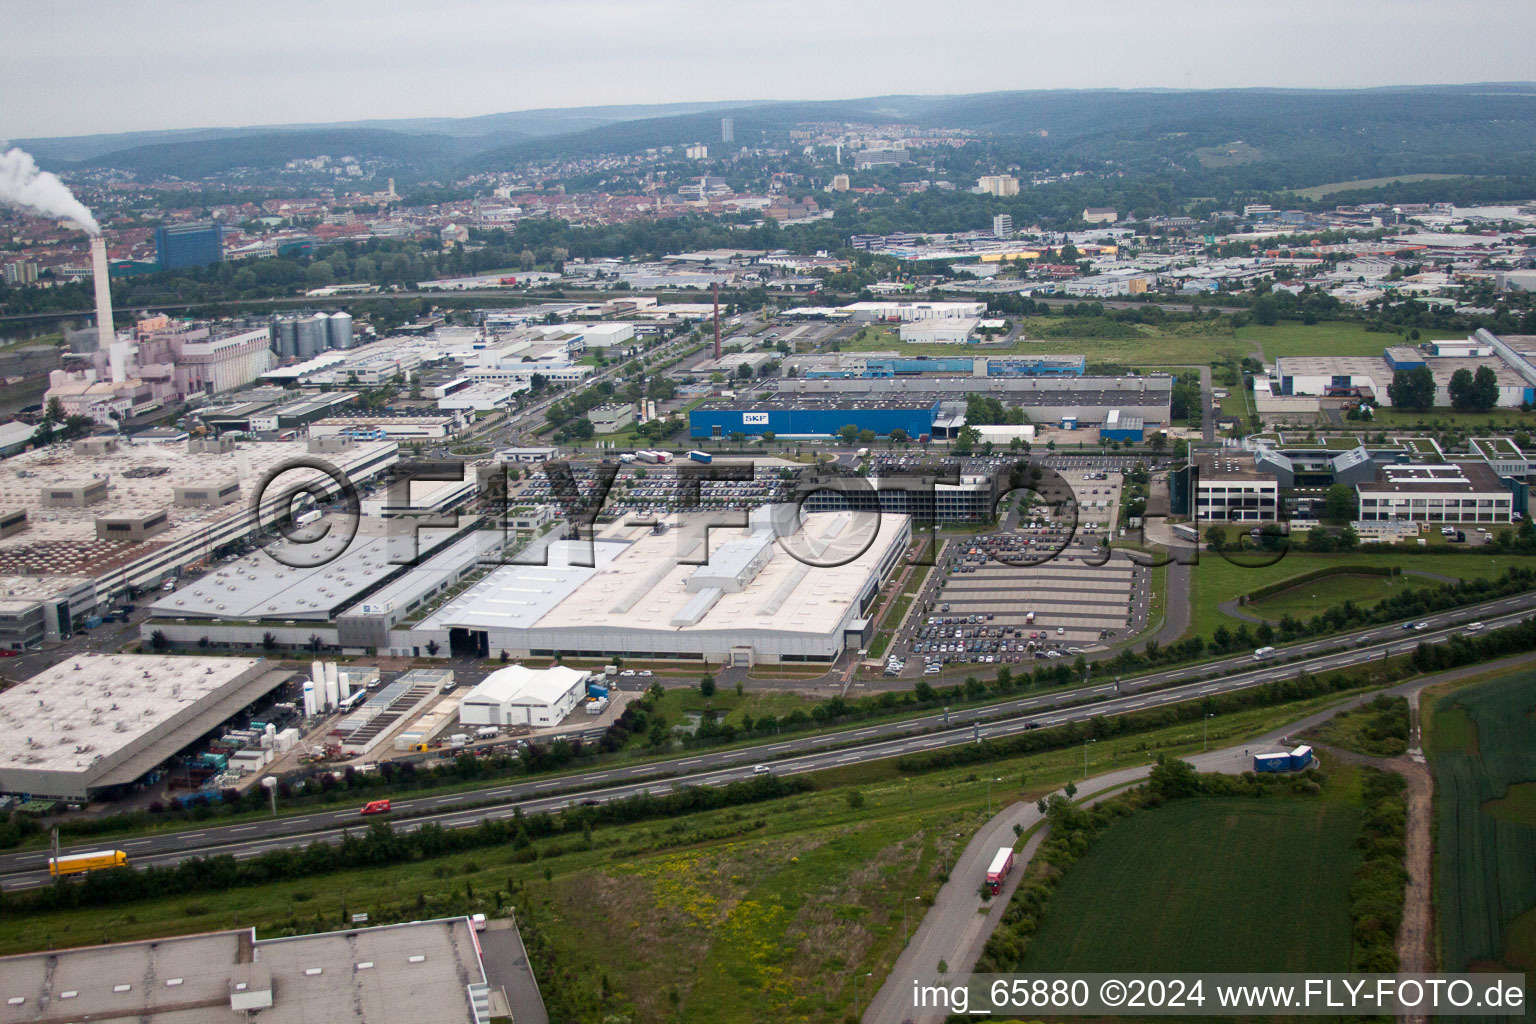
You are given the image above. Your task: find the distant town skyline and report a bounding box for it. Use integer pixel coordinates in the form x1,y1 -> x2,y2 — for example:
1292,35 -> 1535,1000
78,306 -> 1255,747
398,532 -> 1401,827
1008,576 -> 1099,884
3,0 -> 1534,140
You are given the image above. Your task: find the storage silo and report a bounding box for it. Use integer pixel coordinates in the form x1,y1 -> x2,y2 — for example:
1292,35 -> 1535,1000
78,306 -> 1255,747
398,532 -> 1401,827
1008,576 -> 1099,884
327,311 -> 354,349
272,317 -> 299,359
295,314 -> 329,360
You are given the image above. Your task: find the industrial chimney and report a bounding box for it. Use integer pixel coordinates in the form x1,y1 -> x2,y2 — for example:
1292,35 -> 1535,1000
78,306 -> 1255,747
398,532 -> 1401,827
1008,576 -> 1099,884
90,236 -> 114,353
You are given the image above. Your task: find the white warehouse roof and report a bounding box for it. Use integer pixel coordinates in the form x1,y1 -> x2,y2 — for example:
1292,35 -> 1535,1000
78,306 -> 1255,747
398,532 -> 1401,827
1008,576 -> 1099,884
461,664 -> 589,709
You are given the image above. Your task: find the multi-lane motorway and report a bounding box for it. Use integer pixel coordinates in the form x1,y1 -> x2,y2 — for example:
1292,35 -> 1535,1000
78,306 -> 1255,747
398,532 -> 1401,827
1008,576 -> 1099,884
4,593 -> 1532,890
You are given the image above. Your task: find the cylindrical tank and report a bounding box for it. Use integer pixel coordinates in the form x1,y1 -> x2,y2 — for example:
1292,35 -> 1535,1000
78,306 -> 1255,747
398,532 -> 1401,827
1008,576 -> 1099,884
337,670 -> 351,701
302,680 -> 316,717
295,314 -> 328,360
311,660 -> 324,688
327,311 -> 354,349
271,318 -> 298,359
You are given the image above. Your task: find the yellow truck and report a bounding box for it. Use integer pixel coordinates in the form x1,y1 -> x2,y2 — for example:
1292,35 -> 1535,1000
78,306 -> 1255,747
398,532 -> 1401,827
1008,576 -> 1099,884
48,849 -> 128,876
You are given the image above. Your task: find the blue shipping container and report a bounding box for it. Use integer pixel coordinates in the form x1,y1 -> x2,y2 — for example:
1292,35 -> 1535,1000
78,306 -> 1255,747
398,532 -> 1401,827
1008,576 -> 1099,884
1253,752 -> 1291,773
1288,745 -> 1314,770
587,683 -> 609,699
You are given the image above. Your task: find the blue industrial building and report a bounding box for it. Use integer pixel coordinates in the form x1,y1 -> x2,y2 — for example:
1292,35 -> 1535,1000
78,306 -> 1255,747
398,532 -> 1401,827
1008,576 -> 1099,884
691,401 -> 940,439
986,355 -> 1086,377
1383,346 -> 1427,372
1098,410 -> 1145,443
803,354 -> 1085,380
155,222 -> 225,271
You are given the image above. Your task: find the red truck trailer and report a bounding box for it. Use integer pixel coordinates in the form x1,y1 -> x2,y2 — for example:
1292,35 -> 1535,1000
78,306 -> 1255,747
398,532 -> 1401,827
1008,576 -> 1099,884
985,846 -> 1015,895
989,847 -> 1013,896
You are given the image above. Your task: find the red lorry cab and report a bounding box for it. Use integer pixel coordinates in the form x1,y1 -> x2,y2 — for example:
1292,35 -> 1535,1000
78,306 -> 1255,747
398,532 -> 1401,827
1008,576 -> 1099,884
360,799 -> 391,816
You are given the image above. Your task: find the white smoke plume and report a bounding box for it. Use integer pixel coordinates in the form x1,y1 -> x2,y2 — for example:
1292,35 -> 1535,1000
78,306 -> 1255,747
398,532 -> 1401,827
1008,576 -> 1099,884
0,147 -> 99,234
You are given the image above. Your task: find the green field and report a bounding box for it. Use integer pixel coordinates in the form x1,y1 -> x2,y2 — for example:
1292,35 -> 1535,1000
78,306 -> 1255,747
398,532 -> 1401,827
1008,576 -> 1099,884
1218,385 -> 1254,422
1290,173 -> 1465,201
1245,571 -> 1402,621
1353,406 -> 1536,432
1019,794 -> 1359,972
1429,667 -> 1536,972
1187,552 -> 1529,640
1235,321 -> 1402,359
839,318 -> 1246,366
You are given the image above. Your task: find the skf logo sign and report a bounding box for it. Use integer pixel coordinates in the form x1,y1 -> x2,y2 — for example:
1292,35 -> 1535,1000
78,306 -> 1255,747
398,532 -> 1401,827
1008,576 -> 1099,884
742,412 -> 770,425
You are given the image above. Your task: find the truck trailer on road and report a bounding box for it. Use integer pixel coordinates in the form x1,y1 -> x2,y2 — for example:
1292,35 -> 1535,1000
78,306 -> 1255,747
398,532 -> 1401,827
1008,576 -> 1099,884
985,846 -> 1015,895
49,850 -> 129,876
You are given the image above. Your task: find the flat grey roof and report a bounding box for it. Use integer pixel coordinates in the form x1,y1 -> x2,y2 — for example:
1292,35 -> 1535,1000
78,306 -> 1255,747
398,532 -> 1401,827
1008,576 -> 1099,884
416,538 -> 629,632
151,524 -> 462,622
0,917 -> 486,1024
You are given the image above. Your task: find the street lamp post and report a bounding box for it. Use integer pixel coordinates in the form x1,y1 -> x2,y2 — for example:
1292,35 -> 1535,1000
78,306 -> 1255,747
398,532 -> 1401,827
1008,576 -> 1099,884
1083,738 -> 1096,779
904,894 -> 922,945
987,776 -> 1002,816
853,971 -> 873,1016
1203,713 -> 1214,752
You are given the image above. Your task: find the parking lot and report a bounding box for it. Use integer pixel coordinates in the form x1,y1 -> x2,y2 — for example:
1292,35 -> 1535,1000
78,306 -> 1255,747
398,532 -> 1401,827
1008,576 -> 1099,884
886,469 -> 1152,677
513,463 -> 795,520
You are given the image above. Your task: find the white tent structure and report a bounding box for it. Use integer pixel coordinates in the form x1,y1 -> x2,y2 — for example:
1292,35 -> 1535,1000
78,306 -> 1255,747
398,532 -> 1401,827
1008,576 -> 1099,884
457,665 -> 590,728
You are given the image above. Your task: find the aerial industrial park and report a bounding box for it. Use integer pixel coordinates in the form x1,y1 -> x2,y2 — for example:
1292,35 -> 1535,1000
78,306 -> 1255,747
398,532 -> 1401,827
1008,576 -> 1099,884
1,6 -> 1535,1021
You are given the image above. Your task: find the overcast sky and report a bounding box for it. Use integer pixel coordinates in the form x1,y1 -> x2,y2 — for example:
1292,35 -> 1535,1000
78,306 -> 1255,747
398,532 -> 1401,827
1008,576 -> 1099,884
3,0 -> 1534,140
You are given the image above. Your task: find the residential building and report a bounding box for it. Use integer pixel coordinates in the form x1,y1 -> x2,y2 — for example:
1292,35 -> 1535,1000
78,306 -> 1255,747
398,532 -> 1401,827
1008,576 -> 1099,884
977,175 -> 1020,197
1082,207 -> 1119,224
3,261 -> 37,286
993,213 -> 1014,237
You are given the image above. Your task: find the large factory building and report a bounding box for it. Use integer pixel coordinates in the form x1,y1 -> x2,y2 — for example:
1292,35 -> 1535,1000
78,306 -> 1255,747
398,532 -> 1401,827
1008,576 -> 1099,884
690,376 -> 1171,441
401,507 -> 911,666
0,655 -> 286,800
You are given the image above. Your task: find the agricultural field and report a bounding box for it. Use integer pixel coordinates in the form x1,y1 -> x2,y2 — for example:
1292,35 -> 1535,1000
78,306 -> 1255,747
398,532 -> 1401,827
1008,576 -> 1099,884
1428,667 -> 1536,973
1019,787 -> 1360,972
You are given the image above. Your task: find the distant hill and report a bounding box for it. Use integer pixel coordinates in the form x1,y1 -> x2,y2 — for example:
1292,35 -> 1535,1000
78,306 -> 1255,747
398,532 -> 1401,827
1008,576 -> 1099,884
11,99 -> 757,165
17,86 -> 1536,191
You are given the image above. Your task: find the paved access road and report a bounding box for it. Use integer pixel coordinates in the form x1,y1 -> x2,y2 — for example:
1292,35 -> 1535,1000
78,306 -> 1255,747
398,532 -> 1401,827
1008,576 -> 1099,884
3,595 -> 1530,890
862,654 -> 1524,1024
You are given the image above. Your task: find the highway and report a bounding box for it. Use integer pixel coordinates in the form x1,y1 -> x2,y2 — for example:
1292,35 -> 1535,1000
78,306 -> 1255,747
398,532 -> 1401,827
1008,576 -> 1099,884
5,594 -> 1531,890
